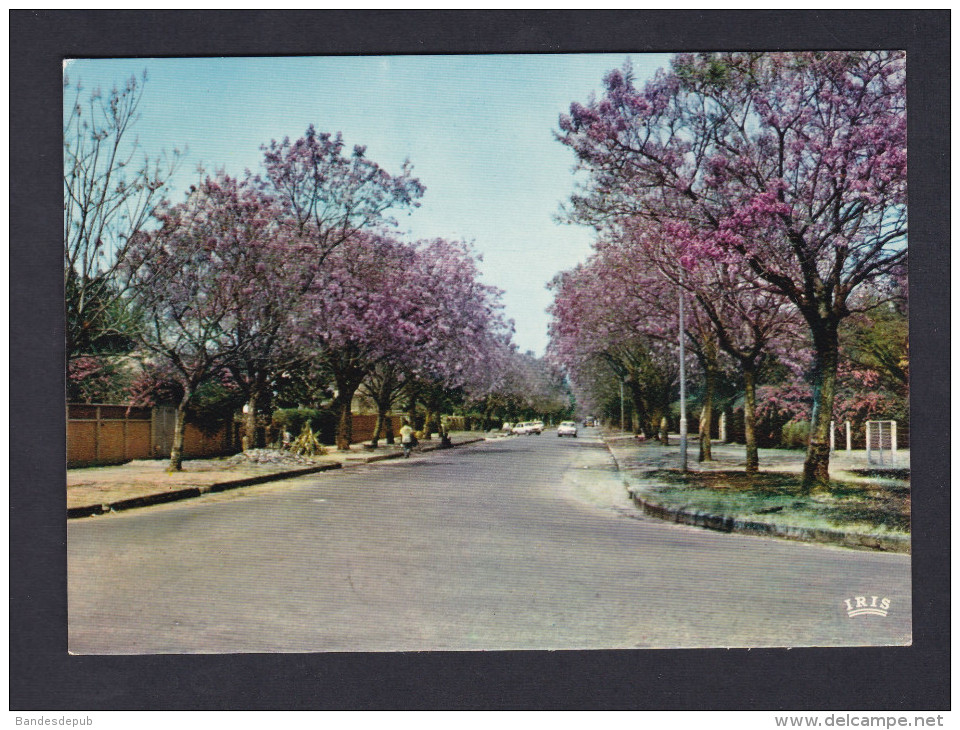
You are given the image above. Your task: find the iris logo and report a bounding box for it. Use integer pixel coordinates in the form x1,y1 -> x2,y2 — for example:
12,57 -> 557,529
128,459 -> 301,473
843,596 -> 891,617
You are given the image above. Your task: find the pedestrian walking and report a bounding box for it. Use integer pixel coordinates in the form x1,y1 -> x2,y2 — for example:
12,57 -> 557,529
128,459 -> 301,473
400,420 -> 416,458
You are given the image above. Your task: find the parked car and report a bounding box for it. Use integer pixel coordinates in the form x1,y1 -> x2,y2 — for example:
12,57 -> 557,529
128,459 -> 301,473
557,421 -> 578,437
512,421 -> 543,435
501,422 -> 514,433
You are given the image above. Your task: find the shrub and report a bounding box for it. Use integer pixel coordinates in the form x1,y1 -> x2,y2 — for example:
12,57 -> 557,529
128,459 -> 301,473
781,420 -> 811,450
272,407 -> 337,445
443,415 -> 467,432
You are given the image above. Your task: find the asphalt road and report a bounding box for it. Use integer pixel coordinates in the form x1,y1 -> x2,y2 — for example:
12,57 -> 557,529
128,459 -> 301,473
68,428 -> 911,653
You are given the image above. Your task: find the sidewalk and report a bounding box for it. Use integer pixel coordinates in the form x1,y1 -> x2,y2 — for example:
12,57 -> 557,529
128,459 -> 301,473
601,431 -> 911,553
67,431 -> 487,518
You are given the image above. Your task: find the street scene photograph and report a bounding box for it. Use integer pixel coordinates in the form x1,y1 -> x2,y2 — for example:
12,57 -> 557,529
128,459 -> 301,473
63,49 -> 911,655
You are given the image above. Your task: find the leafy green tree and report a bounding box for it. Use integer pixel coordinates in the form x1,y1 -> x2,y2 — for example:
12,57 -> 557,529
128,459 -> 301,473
840,299 -> 908,396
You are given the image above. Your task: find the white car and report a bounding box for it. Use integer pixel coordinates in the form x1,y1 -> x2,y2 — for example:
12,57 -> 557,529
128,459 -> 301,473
512,421 -> 543,435
557,421 -> 578,437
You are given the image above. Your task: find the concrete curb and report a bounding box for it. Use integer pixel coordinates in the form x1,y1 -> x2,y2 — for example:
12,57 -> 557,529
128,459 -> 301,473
67,436 -> 488,519
67,462 -> 344,519
601,438 -> 910,554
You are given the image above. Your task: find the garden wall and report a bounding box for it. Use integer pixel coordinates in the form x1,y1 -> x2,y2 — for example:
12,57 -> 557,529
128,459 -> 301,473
67,404 -> 237,467
68,405 -> 404,466
349,413 -> 401,443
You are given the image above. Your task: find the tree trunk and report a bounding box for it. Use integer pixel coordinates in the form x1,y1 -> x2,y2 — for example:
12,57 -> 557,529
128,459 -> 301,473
699,365 -> 716,462
334,381 -> 361,452
649,408 -> 662,442
421,390 -> 442,441
803,326 -> 840,490
743,363 -> 759,474
370,413 -> 383,448
421,406 -> 434,441
168,391 -> 192,472
366,366 -> 398,448
335,397 -> 352,451
627,383 -> 646,435
243,392 -> 258,452
370,401 -> 393,448
405,385 -> 419,433
483,402 -> 495,431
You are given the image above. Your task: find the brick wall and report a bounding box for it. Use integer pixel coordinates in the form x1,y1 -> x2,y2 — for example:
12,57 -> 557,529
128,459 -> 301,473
349,413 -> 400,442
67,404 -> 237,467
68,405 -> 402,466
67,404 -> 155,466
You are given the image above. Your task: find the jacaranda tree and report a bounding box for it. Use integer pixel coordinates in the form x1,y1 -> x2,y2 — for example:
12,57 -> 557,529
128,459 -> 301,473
547,257 -> 682,440
254,125 -> 427,443
558,51 -> 906,487
605,217 -> 802,470
126,175 -> 285,470
298,234 -> 510,451
259,124 -> 425,267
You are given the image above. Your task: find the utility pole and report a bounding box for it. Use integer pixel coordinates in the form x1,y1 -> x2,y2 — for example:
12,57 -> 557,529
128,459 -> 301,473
620,377 -> 625,432
679,276 -> 688,472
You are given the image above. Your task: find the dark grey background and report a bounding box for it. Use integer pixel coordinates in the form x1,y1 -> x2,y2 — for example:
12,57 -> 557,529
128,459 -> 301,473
10,9 -> 949,710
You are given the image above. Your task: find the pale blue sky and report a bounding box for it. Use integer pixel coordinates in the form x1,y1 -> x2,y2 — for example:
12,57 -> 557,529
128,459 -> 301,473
64,54 -> 671,355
